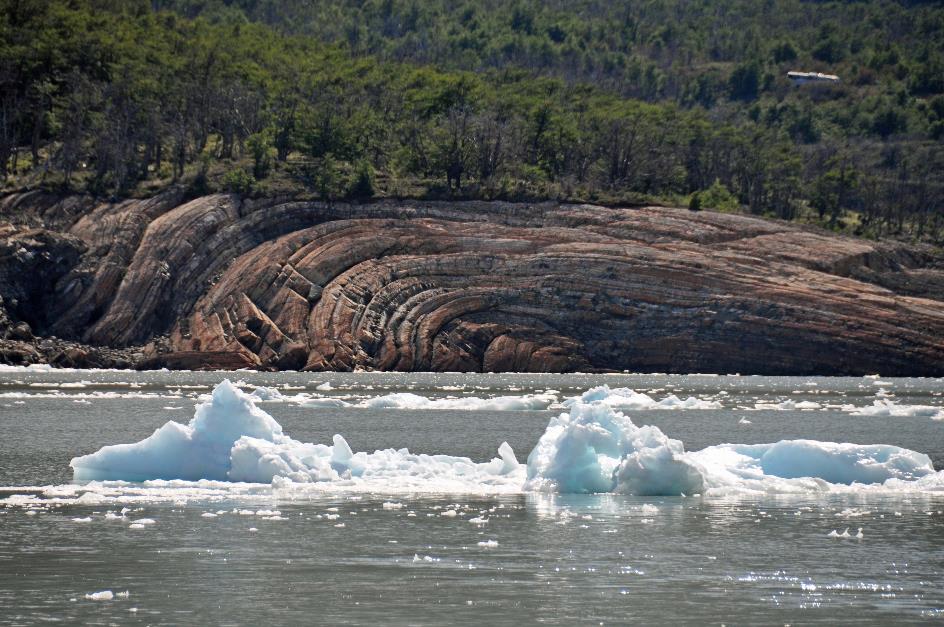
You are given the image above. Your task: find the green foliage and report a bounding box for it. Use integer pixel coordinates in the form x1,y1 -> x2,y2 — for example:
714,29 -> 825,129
696,180 -> 739,212
247,133 -> 272,180
688,192 -> 701,212
0,0 -> 941,242
729,63 -> 760,101
221,168 -> 255,195
347,161 -> 375,200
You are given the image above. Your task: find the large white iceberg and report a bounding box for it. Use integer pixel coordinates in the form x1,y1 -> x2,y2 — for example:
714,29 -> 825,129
71,380 -> 524,490
70,380 -> 943,496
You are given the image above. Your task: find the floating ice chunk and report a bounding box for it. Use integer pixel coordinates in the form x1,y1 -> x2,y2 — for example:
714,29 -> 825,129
440,509 -> 458,518
848,399 -> 944,421
131,518 -> 156,525
567,385 -> 722,411
477,540 -> 499,548
362,392 -> 556,411
754,400 -> 822,411
382,502 -> 404,510
525,401 -> 704,495
738,417 -> 752,425
71,517 -> 92,523
67,380 -> 944,497
201,512 -> 217,518
72,380 -> 525,491
688,440 -> 935,490
315,382 -> 333,391
469,516 -> 488,524
301,398 -> 351,408
526,397 -> 939,496
250,387 -> 284,401
832,528 -> 853,539
71,380 -> 285,481
85,591 -> 113,601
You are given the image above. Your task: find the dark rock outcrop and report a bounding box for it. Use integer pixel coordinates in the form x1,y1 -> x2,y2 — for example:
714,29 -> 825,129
1,192 -> 943,374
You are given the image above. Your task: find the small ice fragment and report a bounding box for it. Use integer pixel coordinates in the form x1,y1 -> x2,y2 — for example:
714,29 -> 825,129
440,510 -> 458,518
116,591 -> 130,598
131,518 -> 155,525
738,417 -> 752,425
334,523 -> 345,528
248,527 -> 258,532
469,516 -> 488,525
129,524 -> 145,529
72,517 -> 92,523
316,382 -> 333,391
85,591 -> 113,601
201,513 -> 217,518
382,502 -> 404,510
477,540 -> 499,548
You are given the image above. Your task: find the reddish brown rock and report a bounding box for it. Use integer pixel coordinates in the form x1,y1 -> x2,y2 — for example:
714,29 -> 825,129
2,192 -> 943,374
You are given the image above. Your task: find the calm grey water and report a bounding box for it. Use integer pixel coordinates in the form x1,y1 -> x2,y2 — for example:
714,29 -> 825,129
1,370 -> 943,625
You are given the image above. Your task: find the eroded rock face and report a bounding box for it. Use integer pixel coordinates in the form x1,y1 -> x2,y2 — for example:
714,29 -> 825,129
2,192 -> 943,374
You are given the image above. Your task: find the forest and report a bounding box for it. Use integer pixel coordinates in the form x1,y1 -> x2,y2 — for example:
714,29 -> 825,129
1,0 -> 943,241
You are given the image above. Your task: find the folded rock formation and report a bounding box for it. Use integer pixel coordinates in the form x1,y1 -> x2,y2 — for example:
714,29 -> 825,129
2,191 -> 943,374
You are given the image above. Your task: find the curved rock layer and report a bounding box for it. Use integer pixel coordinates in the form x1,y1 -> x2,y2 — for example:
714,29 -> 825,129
2,192 -> 943,375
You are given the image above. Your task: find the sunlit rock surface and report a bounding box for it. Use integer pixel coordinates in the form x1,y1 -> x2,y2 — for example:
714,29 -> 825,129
2,191 -> 943,374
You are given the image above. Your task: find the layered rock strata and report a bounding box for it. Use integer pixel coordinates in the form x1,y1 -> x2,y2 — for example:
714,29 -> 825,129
1,191 -> 943,374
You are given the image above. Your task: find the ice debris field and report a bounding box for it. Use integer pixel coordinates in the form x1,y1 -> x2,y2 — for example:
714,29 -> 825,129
65,380 -> 944,497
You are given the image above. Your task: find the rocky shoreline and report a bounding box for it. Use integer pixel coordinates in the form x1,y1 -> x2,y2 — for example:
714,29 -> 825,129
2,191 -> 943,375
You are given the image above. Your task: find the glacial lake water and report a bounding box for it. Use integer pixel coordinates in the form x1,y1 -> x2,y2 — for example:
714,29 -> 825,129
1,369 -> 943,625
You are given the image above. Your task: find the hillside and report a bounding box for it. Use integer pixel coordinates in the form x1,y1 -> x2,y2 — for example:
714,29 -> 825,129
2,192 -> 943,374
1,1 -> 942,242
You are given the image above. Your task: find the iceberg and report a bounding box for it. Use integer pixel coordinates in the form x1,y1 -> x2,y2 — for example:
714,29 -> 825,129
71,380 -> 524,491
524,400 -> 705,495
848,399 -> 944,421
70,380 -> 944,496
565,385 -> 722,410
72,380 -> 285,482
361,392 -> 556,411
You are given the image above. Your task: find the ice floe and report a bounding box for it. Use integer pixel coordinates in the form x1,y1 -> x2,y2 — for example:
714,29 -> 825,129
54,380 -> 944,499
564,385 -> 722,410
71,380 -> 525,491
847,399 -> 944,421
361,392 -> 557,411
